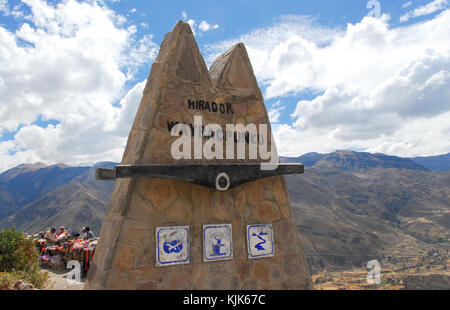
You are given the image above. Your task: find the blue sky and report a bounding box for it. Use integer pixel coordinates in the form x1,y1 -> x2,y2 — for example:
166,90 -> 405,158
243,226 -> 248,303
0,0 -> 449,171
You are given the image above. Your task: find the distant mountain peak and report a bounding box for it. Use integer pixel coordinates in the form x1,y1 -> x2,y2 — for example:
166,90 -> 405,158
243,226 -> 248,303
410,153 -> 450,172
92,161 -> 118,169
0,162 -> 48,183
283,150 -> 430,172
47,163 -> 70,169
335,150 -> 358,155
0,163 -> 113,234
17,162 -> 47,169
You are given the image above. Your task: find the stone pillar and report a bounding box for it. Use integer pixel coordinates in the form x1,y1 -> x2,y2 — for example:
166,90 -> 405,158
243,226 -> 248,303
84,21 -> 312,290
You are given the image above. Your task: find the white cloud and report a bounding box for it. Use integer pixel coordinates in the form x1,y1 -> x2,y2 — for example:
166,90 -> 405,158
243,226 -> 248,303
293,51 -> 450,132
0,0 -> 9,15
400,0 -> 448,22
268,101 -> 285,123
0,0 -> 157,172
268,108 -> 281,124
180,11 -> 219,35
106,80 -> 147,136
205,11 -> 450,157
204,15 -> 344,83
273,108 -> 450,158
198,20 -> 219,32
402,1 -> 413,9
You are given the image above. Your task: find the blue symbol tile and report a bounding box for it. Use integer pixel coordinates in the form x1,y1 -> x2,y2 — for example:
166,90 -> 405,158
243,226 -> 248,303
156,226 -> 190,266
203,224 -> 233,262
247,224 -> 274,259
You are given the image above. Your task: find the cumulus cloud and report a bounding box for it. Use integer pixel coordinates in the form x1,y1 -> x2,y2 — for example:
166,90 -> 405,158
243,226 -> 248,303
204,15 -> 344,84
293,52 -> 450,131
205,10 -> 450,157
400,0 -> 448,22
181,11 -> 219,35
0,0 -> 156,172
268,101 -> 285,123
198,20 -> 219,32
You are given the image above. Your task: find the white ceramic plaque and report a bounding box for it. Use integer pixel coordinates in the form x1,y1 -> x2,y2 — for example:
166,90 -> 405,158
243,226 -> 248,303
156,226 -> 190,266
203,224 -> 233,262
247,224 -> 274,259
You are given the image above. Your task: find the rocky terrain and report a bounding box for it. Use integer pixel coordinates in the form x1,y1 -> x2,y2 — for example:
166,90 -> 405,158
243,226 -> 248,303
0,162 -> 114,234
288,166 -> 450,258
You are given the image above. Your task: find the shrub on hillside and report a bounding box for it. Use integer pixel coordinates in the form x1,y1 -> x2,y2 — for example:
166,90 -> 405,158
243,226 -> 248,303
0,227 -> 49,289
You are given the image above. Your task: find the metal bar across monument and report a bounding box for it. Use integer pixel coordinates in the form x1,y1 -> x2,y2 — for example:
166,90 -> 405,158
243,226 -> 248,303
95,163 -> 304,191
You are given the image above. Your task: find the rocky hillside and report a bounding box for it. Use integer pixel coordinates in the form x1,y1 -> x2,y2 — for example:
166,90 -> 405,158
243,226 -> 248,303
288,167 -> 450,258
282,150 -> 429,172
0,163 -> 90,220
410,153 -> 450,172
0,163 -> 114,234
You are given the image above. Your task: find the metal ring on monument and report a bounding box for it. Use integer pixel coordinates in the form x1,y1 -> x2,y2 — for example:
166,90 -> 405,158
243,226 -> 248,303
215,172 -> 230,191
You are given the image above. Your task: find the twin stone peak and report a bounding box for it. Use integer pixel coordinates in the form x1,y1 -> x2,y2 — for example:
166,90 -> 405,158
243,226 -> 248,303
127,20 -> 271,166
144,20 -> 260,94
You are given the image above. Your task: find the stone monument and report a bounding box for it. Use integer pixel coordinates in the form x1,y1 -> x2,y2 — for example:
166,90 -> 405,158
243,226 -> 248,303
84,21 -> 312,290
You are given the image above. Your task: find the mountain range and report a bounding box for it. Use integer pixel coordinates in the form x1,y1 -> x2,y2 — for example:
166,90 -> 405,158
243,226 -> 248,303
0,151 -> 449,261
281,150 -> 450,172
0,162 -> 115,234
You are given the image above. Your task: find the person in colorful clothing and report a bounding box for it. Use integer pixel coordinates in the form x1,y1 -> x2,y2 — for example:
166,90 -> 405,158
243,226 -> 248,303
44,228 -> 57,242
59,226 -> 68,235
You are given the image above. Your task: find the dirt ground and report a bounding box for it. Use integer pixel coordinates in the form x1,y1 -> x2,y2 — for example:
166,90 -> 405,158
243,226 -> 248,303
42,267 -> 85,290
312,266 -> 449,290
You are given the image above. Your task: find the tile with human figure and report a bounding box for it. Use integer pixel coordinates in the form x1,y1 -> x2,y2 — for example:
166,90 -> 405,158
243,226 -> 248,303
203,224 -> 233,262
